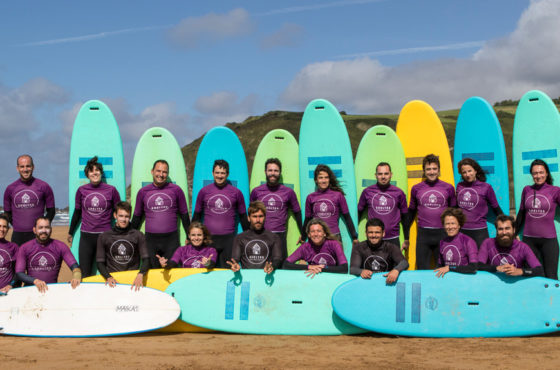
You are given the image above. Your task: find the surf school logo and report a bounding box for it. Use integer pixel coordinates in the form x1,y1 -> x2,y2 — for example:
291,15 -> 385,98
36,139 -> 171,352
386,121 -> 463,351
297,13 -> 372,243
184,255 -> 207,268
208,195 -> 232,215
420,190 -> 446,210
441,245 -> 461,266
311,253 -> 336,266
14,190 -> 39,209
364,255 -> 388,272
110,239 -> 135,264
491,253 -> 518,267
525,195 -> 550,219
262,194 -> 283,213
457,189 -> 479,211
313,199 -> 336,218
370,193 -> 396,215
244,240 -> 269,265
84,192 -> 108,215
147,192 -> 173,213
30,252 -> 58,272
0,250 -> 12,277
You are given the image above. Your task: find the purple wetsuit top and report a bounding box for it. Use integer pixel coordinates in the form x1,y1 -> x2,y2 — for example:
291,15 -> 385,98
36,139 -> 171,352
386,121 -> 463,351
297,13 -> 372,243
456,181 -> 500,229
519,183 -> 560,239
75,182 -> 121,233
250,184 -> 301,232
133,182 -> 189,234
286,239 -> 347,267
16,238 -> 78,283
4,177 -> 55,232
0,239 -> 18,288
438,232 -> 478,267
170,244 -> 218,268
409,179 -> 456,228
305,189 -> 349,234
358,184 -> 408,239
478,238 -> 541,268
194,183 -> 247,235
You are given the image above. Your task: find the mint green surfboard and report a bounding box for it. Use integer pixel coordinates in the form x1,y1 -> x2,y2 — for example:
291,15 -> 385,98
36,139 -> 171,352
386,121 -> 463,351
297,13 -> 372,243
130,127 -> 189,244
68,100 -> 126,271
355,125 -> 408,242
250,129 -> 301,256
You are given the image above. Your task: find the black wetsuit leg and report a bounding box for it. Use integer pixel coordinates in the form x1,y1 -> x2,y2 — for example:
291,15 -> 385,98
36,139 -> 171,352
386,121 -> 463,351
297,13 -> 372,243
384,237 -> 401,249
273,231 -> 288,260
79,231 -> 100,277
213,233 -> 236,268
11,231 -> 35,246
523,236 -> 559,280
460,228 -> 489,249
145,231 -> 180,268
416,227 -> 445,270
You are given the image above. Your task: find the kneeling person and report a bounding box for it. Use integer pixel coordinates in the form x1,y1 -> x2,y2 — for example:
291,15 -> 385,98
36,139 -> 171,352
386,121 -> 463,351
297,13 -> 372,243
97,201 -> 149,290
158,222 -> 217,269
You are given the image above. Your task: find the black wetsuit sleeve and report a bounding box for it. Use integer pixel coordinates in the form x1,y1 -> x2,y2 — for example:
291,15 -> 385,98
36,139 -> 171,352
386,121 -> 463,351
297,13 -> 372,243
350,245 -> 363,276
405,209 -> 417,234
179,213 -> 190,234
139,257 -> 150,275
358,208 -> 367,220
4,211 -> 12,225
16,272 -> 36,285
301,217 -> 312,240
68,209 -> 82,236
394,259 -> 409,272
130,215 -> 142,230
271,235 -> 283,270
323,263 -> 348,274
492,205 -> 504,216
97,261 -> 111,279
69,263 -> 80,271
191,211 -> 203,223
401,212 -> 411,240
523,266 -> 544,277
239,213 -> 250,231
45,207 -> 55,222
449,263 -> 477,274
342,213 -> 358,240
293,211 -> 305,238
477,263 -> 497,272
514,209 -> 526,237
282,261 -> 308,270
163,260 -> 179,270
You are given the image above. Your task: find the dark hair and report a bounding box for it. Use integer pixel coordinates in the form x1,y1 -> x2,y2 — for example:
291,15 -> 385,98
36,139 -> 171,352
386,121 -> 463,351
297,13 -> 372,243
495,214 -> 515,229
440,207 -> 466,228
306,218 -> 337,241
187,221 -> 213,246
422,154 -> 440,171
114,201 -> 132,215
366,218 -> 385,232
0,213 -> 10,226
314,164 -> 345,195
530,159 -> 553,185
84,156 -> 104,178
248,201 -> 267,216
265,158 -> 282,173
376,162 -> 392,173
458,158 -> 486,182
213,159 -> 229,173
34,216 -> 51,227
152,159 -> 169,171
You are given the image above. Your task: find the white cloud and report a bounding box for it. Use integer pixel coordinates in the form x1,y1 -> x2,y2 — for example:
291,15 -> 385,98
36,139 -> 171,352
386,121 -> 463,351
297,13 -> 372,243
194,91 -> 260,126
260,23 -> 304,49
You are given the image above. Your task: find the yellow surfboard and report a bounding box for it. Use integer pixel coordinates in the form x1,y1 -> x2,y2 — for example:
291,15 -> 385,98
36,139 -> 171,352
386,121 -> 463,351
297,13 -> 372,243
396,100 -> 454,270
84,268 -> 225,332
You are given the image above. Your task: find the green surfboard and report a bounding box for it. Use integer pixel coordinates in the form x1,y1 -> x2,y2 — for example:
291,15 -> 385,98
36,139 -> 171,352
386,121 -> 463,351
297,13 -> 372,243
68,100 -> 126,272
130,127 -> 189,244
250,129 -> 301,256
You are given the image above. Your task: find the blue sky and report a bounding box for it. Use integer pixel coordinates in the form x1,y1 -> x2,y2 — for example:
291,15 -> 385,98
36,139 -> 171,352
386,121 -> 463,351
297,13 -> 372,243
2,0 -> 558,207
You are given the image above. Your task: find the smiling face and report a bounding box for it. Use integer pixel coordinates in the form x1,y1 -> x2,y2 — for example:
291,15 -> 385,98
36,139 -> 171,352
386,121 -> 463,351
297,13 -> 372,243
316,171 -> 330,191
265,163 -> 281,186
113,208 -> 131,229
213,166 -> 228,186
0,218 -> 9,239
460,164 -> 477,183
87,165 -> 103,185
496,219 -> 515,247
366,225 -> 384,245
308,223 -> 327,245
151,162 -> 169,187
531,164 -> 547,186
424,162 -> 440,182
443,215 -> 460,238
188,227 -> 204,247
17,156 -> 34,182
33,218 -> 52,244
375,165 -> 392,187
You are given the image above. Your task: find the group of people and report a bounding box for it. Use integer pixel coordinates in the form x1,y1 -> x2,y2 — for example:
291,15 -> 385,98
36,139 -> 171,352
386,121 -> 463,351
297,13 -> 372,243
0,150 -> 558,294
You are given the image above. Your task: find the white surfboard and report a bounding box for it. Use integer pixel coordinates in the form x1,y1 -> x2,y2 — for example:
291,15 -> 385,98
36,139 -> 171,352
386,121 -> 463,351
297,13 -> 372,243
0,283 -> 180,337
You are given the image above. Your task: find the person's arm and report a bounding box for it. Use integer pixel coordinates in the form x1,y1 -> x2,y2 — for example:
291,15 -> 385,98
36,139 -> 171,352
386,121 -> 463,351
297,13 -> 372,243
177,188 -> 190,233
449,263 -> 477,274
282,260 -> 308,270
239,213 -> 250,231
477,263 -> 497,272
45,207 -> 55,222
44,183 -> 55,221
97,261 -> 111,279
323,263 -> 348,274
301,216 -> 312,239
357,191 -> 368,220
179,213 -> 190,235
342,213 -> 358,240
514,209 -> 526,237
68,209 -> 82,237
3,211 -> 12,225
349,244 -> 363,276
130,215 -> 142,230
491,205 -> 504,217
16,271 -> 36,285
131,190 -> 145,229
139,257 -> 151,274
448,185 -> 457,208
293,211 -> 305,239
270,234 -> 283,270
231,235 -> 243,268
400,212 -> 411,240
191,211 -> 203,223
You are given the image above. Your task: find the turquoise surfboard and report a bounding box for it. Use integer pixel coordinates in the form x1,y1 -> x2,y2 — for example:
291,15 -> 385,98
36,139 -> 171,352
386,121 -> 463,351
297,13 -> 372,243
454,97 -> 510,237
192,126 -> 249,233
68,100 -> 126,271
513,90 -> 560,276
166,269 -> 366,335
355,125 -> 408,242
299,99 -> 358,261
130,127 -> 189,244
332,270 -> 560,337
250,129 -> 301,256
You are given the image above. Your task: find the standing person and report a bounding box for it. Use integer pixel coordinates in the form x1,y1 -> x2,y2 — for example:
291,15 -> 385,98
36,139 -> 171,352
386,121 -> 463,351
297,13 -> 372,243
250,158 -> 304,259
15,217 -> 81,293
408,154 -> 457,269
131,159 -> 190,269
67,157 -> 121,277
97,201 -> 149,291
358,162 -> 410,249
434,208 -> 478,278
227,201 -> 283,274
514,159 -> 560,279
192,159 -> 249,268
157,222 -> 217,269
479,215 -> 543,277
350,218 -> 408,284
0,214 -> 19,293
3,155 -> 55,246
456,158 -> 503,247
302,164 -> 358,247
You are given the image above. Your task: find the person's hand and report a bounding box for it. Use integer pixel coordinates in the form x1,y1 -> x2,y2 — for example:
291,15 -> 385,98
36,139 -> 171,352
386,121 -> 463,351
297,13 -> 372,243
263,261 -> 274,274
499,264 -> 522,276
305,264 -> 324,278
200,254 -> 213,268
297,236 -> 305,245
106,276 -> 118,288
132,273 -> 144,291
67,234 -> 73,244
360,269 -> 373,279
70,278 -> 80,289
401,240 -> 410,250
434,265 -> 450,278
384,269 -> 400,284
0,285 -> 12,293
156,254 -> 168,268
352,239 -> 359,246
34,279 -> 48,293
226,259 -> 241,272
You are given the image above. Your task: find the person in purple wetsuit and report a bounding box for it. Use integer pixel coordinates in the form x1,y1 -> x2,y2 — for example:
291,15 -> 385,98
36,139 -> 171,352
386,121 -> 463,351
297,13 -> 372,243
283,218 -> 348,277
456,158 -> 503,248
67,157 -> 121,277
250,158 -> 304,260
514,159 -> 560,279
479,214 -> 543,277
4,155 -> 55,246
192,159 -> 249,268
408,154 -> 457,270
302,164 -> 358,250
15,217 -> 81,293
0,214 -> 19,293
97,201 -> 149,291
131,159 -> 190,269
434,208 -> 478,277
158,222 -> 217,269
358,162 -> 410,250
350,218 -> 409,284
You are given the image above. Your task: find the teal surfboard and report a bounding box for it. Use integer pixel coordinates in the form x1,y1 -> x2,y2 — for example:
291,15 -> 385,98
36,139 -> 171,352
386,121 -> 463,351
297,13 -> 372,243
355,125 -> 407,242
68,100 -> 126,271
454,97 -> 510,237
299,99 -> 358,261
332,271 -> 560,337
192,126 -> 249,232
130,127 -> 189,244
166,269 -> 366,335
513,90 -> 560,276
250,129 -> 301,256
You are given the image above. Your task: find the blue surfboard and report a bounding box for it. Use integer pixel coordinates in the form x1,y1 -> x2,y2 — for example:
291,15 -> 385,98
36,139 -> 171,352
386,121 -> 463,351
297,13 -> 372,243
453,97 -> 510,237
192,126 -> 249,232
332,270 -> 560,337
